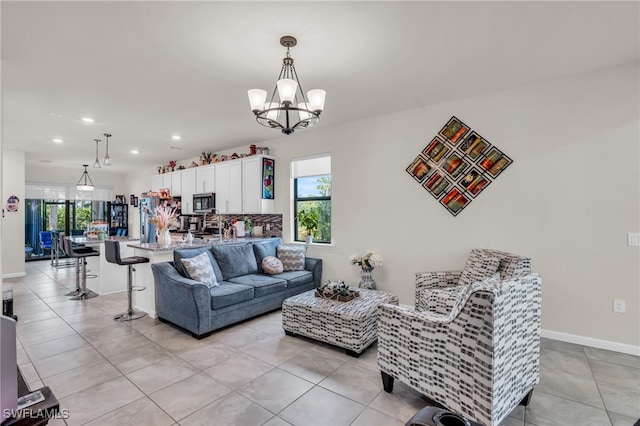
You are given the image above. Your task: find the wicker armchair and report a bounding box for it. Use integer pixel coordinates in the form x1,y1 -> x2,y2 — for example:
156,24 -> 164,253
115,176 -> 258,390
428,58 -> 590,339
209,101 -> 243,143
377,249 -> 542,426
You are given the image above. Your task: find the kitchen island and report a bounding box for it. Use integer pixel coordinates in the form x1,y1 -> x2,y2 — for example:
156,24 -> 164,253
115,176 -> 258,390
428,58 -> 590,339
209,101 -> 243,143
127,237 -> 278,318
67,236 -> 140,296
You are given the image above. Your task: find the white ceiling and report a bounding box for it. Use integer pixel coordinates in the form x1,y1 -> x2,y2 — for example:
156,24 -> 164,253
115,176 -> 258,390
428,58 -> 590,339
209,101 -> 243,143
2,1 -> 638,173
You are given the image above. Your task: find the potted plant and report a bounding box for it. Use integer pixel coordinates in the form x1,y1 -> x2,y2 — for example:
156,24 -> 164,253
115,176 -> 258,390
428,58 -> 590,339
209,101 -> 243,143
296,207 -> 319,244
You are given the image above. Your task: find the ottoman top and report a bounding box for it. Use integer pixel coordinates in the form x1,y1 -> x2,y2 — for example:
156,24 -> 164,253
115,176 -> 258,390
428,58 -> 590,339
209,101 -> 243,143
283,287 -> 398,317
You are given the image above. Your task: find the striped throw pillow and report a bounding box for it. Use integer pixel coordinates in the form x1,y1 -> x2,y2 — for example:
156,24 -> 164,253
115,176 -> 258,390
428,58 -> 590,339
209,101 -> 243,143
276,245 -> 307,272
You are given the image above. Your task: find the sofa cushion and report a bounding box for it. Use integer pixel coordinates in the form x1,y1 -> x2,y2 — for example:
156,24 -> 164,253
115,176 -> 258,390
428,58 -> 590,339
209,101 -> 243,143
180,252 -> 218,288
272,270 -> 313,289
418,272 -> 501,319
210,282 -> 254,310
262,256 -> 284,275
458,253 -> 501,286
253,238 -> 282,272
211,244 -> 258,280
277,245 -> 307,272
227,274 -> 287,298
174,247 -> 223,282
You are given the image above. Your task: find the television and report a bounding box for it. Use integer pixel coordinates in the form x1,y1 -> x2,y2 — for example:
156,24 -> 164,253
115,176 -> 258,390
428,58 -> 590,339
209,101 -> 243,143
0,315 -> 17,422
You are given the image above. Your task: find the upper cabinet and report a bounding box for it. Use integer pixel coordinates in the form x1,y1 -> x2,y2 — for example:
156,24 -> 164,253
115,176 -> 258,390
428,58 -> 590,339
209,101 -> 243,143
180,168 -> 196,214
150,155 -> 275,215
195,165 -> 215,194
242,156 -> 274,214
215,161 -> 242,213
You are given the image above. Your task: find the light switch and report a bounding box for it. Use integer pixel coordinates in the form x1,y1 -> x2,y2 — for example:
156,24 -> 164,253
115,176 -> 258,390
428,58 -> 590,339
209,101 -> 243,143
628,233 -> 640,246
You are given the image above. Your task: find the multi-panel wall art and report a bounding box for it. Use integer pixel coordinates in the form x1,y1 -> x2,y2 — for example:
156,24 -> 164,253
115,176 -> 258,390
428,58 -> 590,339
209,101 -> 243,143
406,116 -> 512,216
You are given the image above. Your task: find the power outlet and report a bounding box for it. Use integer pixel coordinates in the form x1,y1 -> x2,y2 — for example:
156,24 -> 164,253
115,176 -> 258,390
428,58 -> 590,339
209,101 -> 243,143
613,299 -> 626,313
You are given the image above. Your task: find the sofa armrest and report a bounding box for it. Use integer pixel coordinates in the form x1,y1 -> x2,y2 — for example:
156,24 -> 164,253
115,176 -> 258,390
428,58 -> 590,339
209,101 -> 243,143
151,262 -> 211,336
305,257 -> 323,287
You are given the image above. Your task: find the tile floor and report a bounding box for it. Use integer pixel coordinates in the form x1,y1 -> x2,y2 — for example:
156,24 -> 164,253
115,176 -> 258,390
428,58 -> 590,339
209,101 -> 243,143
6,261 -> 640,426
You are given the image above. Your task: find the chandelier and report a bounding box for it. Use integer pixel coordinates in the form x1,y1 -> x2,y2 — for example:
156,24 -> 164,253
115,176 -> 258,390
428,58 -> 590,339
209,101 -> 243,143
248,36 -> 326,135
76,165 -> 94,191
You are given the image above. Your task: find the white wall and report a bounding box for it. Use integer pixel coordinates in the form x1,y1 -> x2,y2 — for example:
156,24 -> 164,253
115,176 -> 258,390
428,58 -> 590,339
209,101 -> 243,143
263,64 -> 639,350
2,150 -> 26,277
123,64 -> 639,352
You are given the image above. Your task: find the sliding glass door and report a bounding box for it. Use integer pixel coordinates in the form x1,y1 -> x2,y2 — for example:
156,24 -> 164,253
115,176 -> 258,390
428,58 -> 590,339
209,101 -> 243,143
24,199 -> 109,261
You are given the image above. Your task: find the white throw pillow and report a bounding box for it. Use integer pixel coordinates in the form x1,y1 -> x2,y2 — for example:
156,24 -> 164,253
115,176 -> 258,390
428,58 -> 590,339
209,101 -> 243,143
262,256 -> 284,275
180,252 -> 218,288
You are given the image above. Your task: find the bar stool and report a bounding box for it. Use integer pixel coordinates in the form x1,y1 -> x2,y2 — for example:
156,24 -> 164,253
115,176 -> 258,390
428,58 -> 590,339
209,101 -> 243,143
104,240 -> 148,321
63,237 -> 100,300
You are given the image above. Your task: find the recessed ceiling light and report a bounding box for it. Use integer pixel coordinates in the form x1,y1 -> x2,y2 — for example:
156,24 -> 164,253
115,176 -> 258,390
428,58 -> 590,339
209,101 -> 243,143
172,135 -> 181,140
52,138 -> 63,143
169,146 -> 182,150
82,117 -> 94,123
130,149 -> 139,154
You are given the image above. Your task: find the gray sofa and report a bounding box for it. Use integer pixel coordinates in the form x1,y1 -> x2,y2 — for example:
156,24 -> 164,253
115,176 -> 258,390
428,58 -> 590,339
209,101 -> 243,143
151,238 -> 322,338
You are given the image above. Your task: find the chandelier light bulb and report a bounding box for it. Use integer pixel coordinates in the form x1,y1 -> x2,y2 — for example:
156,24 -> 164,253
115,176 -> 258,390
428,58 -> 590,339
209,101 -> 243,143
276,79 -> 298,104
247,89 -> 267,112
307,89 -> 326,112
298,103 -> 312,121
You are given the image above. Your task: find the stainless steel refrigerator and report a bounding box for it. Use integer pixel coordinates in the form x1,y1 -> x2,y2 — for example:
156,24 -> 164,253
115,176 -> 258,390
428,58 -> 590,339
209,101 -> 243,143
139,196 -> 162,244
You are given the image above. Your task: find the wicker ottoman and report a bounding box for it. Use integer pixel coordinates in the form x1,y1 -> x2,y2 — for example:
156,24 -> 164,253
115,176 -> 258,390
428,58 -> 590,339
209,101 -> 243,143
282,287 -> 399,357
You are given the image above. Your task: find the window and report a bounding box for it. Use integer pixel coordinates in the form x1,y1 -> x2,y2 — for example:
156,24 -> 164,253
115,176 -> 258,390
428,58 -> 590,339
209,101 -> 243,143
292,155 -> 331,244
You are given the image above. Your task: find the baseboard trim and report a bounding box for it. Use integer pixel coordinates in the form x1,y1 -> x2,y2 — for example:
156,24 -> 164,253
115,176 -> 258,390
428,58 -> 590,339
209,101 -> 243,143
541,329 -> 640,356
2,272 -> 26,279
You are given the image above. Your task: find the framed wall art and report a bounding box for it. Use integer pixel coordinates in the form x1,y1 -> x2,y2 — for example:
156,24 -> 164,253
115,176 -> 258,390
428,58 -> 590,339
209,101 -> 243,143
406,115 -> 513,216
262,157 -> 275,199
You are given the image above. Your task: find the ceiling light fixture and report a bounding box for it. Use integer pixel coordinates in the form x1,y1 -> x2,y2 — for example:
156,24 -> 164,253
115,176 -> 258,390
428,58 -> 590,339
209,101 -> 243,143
248,35 -> 326,135
82,117 -> 94,123
172,135 -> 181,140
52,138 -> 63,143
76,165 -> 95,191
103,133 -> 112,166
93,139 -> 101,168
130,149 -> 139,154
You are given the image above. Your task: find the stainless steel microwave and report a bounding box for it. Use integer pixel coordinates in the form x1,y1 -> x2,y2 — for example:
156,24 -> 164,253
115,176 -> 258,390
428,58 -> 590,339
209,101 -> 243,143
193,193 -> 215,212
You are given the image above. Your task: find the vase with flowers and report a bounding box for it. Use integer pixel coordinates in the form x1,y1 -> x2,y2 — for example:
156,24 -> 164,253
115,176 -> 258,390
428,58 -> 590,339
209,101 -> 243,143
348,251 -> 383,290
149,205 -> 179,247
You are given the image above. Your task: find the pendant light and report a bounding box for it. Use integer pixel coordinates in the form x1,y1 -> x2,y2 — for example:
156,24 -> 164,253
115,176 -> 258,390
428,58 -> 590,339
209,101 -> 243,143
93,139 -> 101,168
103,133 -> 111,166
248,35 -> 326,135
76,165 -> 95,191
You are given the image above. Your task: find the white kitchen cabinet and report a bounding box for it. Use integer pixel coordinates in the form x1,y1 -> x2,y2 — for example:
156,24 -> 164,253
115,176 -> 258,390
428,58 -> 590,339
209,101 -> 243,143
162,173 -> 172,192
171,171 -> 182,197
215,162 -> 242,213
195,165 -> 215,194
150,174 -> 163,192
242,156 -> 274,213
180,168 -> 196,214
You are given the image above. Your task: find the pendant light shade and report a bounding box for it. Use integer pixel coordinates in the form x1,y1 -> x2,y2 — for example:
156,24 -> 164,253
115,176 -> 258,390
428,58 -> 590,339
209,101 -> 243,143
76,164 -> 95,191
248,35 -> 325,135
93,139 -> 101,168
103,133 -> 112,166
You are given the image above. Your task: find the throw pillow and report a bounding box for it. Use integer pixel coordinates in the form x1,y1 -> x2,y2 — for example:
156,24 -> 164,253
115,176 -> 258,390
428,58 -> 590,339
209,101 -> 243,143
276,245 -> 307,272
180,251 -> 218,288
458,253 -> 501,286
262,256 -> 284,275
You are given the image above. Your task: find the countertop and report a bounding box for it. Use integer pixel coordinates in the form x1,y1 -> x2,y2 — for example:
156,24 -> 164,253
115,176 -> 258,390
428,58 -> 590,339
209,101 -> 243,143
68,236 -> 140,244
127,236 -> 276,252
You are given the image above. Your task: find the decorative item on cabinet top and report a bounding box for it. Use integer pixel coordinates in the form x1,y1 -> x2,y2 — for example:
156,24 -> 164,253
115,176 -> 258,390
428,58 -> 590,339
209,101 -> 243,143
406,115 -> 513,217
158,146 -> 271,172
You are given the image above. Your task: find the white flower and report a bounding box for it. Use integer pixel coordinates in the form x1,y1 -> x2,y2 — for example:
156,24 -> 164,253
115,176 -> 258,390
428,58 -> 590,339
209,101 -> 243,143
349,250 -> 383,268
